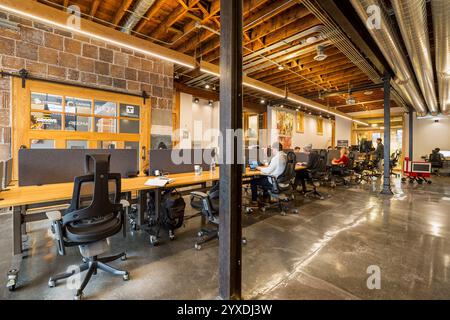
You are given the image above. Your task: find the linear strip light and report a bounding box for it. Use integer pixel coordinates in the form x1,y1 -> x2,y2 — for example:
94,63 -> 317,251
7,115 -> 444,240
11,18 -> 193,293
287,96 -> 369,125
0,4 -> 195,69
242,82 -> 286,98
201,63 -> 370,125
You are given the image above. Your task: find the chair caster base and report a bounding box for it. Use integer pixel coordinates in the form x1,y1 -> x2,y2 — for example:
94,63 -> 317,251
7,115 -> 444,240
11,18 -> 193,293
280,211 -> 287,216
6,269 -> 18,292
242,238 -> 247,245
149,235 -> 159,246
120,254 -> 127,261
123,272 -> 130,281
74,293 -> 82,300
195,243 -> 202,251
48,280 -> 56,288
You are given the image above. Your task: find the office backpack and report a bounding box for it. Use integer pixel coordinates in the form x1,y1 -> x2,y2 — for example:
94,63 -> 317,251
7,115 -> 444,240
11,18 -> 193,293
161,189 -> 186,230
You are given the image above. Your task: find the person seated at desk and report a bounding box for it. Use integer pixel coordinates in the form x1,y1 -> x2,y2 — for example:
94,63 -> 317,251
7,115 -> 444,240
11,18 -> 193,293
332,147 -> 349,166
294,143 -> 315,193
294,146 -> 301,153
331,147 -> 349,176
250,142 -> 287,205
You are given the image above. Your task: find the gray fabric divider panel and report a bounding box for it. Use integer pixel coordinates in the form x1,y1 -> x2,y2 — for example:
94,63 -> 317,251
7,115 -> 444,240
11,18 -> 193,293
149,149 -> 214,175
295,152 -> 309,164
19,149 -> 138,186
327,150 -> 341,166
0,162 -> 4,191
3,158 -> 12,188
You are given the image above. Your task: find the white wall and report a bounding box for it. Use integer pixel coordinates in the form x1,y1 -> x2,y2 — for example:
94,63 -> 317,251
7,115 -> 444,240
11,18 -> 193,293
407,114 -> 450,159
268,107 -> 333,150
179,92 -> 219,149
335,117 -> 352,146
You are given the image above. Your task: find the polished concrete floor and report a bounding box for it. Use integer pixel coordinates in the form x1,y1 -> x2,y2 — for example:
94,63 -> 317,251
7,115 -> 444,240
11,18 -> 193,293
1,176 -> 449,300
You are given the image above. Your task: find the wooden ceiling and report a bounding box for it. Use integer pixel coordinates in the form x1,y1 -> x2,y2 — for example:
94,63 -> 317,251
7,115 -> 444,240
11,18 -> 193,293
36,0 -> 405,114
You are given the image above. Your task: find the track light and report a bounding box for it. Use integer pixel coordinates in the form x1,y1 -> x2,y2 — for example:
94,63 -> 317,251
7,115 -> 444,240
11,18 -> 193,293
205,84 -> 210,89
194,98 -> 199,104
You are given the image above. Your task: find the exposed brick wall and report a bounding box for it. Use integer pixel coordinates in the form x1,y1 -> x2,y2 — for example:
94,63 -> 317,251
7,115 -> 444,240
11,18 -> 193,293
0,11 -> 174,159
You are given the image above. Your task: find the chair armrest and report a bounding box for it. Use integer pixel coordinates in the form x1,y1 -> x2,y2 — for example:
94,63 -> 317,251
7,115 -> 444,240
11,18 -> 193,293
46,211 -> 62,221
191,191 -> 208,199
120,199 -> 130,208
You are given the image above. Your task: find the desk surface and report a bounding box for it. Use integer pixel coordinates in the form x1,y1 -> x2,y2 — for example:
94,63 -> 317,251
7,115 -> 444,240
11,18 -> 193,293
0,166 -> 305,208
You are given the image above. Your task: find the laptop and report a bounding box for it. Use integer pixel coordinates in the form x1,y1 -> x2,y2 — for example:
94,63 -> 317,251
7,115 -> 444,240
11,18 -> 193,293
249,160 -> 259,171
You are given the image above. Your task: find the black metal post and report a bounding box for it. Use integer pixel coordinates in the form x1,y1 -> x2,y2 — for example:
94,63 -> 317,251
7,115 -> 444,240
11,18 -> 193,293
409,107 -> 414,160
381,73 -> 393,195
219,0 -> 243,300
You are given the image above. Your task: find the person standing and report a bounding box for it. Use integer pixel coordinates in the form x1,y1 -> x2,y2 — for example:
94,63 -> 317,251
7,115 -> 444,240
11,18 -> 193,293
375,138 -> 384,172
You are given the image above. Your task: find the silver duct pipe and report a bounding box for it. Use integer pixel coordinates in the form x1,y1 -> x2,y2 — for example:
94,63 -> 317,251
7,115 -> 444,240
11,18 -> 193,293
431,0 -> 449,115
392,0 -> 438,115
121,0 -> 156,34
350,0 -> 428,115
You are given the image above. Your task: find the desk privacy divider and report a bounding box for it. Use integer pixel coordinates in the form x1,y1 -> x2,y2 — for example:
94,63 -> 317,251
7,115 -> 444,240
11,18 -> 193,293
18,149 -> 138,186
3,158 -> 12,189
295,152 -> 310,164
149,149 -> 215,174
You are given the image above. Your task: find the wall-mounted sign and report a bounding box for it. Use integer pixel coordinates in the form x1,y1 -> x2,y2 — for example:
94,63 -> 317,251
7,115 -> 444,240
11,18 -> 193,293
337,140 -> 349,147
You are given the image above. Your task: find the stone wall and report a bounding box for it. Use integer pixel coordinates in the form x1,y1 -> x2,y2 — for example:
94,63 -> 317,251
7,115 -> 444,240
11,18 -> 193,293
0,10 -> 174,159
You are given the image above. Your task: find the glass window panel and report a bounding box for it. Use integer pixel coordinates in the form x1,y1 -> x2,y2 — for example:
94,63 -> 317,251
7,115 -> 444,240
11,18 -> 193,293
30,139 -> 55,149
31,93 -> 63,112
95,117 -> 116,133
98,141 -> 118,149
65,114 -> 92,132
65,97 -> 92,114
120,104 -> 140,118
94,100 -> 117,117
30,112 -> 62,130
119,119 -> 140,134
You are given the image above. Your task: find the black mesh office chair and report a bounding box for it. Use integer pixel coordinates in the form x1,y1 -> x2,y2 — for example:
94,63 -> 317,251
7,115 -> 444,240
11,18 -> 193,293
260,151 -> 298,216
190,182 -> 247,250
330,151 -> 356,186
429,150 -> 444,174
46,154 -> 130,300
302,151 -> 327,199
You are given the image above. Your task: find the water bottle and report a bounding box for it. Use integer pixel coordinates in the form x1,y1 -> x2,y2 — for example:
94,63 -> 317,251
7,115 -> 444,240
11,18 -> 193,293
210,158 -> 216,174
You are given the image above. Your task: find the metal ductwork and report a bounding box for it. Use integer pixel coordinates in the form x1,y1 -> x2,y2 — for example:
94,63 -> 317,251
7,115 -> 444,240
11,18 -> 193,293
121,0 -> 156,34
431,0 -> 449,115
350,0 -> 428,115
392,0 -> 438,115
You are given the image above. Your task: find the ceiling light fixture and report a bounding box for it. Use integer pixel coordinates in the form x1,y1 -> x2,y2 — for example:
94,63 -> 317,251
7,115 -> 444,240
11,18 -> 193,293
205,84 -> 210,89
278,65 -> 285,71
0,3 -> 195,69
313,45 -> 328,62
260,99 -> 265,104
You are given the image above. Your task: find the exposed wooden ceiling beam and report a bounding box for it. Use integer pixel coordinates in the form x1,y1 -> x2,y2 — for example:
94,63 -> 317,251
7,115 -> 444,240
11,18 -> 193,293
134,0 -> 166,34
88,0 -> 100,20
147,0 -> 201,40
113,0 -> 134,26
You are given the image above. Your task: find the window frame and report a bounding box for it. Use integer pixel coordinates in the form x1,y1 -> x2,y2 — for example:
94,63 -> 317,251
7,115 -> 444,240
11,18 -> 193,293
12,78 -> 150,178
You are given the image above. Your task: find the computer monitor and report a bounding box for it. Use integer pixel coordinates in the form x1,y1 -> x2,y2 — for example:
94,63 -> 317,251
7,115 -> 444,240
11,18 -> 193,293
249,160 -> 258,170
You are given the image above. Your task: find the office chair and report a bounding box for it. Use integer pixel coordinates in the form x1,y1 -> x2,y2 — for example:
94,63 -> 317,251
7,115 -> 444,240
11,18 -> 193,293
389,150 -> 401,177
429,150 -> 444,174
46,154 -> 130,300
330,151 -> 356,186
259,151 -> 298,216
190,183 -> 247,250
302,150 -> 327,198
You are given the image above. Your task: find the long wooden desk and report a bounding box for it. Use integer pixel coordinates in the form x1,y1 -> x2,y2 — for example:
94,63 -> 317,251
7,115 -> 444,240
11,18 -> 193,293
1,165 -> 305,291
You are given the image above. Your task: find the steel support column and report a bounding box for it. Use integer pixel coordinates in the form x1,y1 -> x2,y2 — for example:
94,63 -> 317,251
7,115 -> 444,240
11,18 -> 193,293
218,0 -> 243,300
381,73 -> 393,195
409,107 -> 414,160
